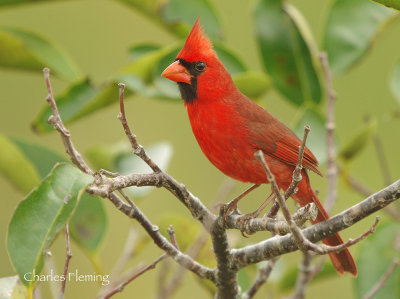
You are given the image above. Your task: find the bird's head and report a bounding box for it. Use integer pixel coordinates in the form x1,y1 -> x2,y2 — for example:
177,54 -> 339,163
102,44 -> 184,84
161,19 -> 234,104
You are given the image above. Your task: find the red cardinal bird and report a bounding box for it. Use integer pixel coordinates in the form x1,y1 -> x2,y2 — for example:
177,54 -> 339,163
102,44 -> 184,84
161,20 -> 357,276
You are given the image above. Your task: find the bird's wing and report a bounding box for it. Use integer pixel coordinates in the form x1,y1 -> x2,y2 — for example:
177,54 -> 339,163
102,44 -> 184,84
236,96 -> 321,176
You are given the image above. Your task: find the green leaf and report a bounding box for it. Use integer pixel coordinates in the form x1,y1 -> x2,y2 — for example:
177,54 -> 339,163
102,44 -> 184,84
69,193 -> 107,269
254,0 -> 322,106
372,0 -> 400,11
338,118 -> 377,162
323,0 -> 396,76
0,26 -> 81,81
161,0 -> 222,39
32,78 -> 122,133
355,222 -> 400,299
7,163 -> 92,288
0,134 -> 40,194
233,71 -> 271,99
0,276 -> 28,299
390,61 -> 400,104
10,137 -> 67,178
129,43 -> 161,61
294,109 -> 327,164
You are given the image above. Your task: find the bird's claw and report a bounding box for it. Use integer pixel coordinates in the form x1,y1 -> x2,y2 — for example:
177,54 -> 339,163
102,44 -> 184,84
220,200 -> 240,228
235,211 -> 259,237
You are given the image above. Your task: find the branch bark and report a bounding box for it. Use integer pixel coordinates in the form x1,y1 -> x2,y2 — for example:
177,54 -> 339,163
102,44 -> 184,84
231,179 -> 400,269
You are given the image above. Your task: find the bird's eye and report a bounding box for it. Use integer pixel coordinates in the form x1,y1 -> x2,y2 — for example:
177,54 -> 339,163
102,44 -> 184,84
194,61 -> 206,72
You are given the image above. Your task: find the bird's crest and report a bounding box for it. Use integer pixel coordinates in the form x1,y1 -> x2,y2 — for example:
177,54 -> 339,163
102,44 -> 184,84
177,19 -> 216,61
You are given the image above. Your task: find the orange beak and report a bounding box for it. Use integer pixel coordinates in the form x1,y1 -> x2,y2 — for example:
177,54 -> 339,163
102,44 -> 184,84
161,61 -> 192,84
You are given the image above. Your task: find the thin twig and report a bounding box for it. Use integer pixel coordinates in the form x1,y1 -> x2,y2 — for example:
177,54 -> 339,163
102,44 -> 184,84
363,258 -> 399,299
342,169 -> 400,221
100,225 -> 180,299
255,150 -> 321,253
292,251 -> 313,299
320,52 -> 338,214
118,83 -> 161,173
99,226 -> 138,296
167,225 -> 180,250
242,258 -> 278,299
159,233 -> 209,299
231,178 -> 400,270
243,127 -> 311,298
160,180 -> 235,299
293,52 -> 338,291
43,69 -> 216,283
59,225 -> 72,299
266,126 -> 311,218
100,254 -> 168,299
372,133 -> 392,186
43,68 -> 93,175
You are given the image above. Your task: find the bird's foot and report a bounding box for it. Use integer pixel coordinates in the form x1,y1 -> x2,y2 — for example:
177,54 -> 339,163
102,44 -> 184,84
220,200 -> 240,228
235,211 -> 260,237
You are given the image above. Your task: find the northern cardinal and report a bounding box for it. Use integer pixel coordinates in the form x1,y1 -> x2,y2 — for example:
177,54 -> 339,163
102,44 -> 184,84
161,20 -> 357,276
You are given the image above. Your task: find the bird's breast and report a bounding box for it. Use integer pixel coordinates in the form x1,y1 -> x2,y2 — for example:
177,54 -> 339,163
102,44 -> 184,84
186,101 -> 268,184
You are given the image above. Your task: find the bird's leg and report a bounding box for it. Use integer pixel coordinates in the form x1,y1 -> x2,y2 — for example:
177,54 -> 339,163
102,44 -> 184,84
221,184 -> 260,227
236,193 -> 276,236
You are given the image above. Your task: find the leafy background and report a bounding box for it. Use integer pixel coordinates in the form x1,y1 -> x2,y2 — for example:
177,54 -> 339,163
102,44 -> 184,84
0,0 -> 399,298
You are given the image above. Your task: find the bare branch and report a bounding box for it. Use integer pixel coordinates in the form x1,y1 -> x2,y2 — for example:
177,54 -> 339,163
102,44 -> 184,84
225,203 -> 318,235
100,226 -> 137,296
212,216 -> 240,299
100,254 -> 168,299
342,170 -> 400,221
59,225 -> 72,299
373,132 -> 392,186
242,257 -> 278,299
292,251 -> 313,299
117,83 -> 161,173
100,225 -> 181,299
43,69 -> 215,283
43,68 -> 93,175
320,52 -> 338,214
160,182 -> 233,299
160,233 -> 209,299
167,225 -> 180,250
88,170 -> 216,231
266,126 -> 311,218
231,179 -> 400,269
363,258 -> 399,299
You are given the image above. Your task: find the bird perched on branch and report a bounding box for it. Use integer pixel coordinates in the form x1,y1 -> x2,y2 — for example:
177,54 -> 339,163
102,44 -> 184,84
161,19 -> 357,276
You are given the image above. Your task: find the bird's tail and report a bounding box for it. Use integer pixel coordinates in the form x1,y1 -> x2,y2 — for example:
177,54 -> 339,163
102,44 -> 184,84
294,172 -> 358,276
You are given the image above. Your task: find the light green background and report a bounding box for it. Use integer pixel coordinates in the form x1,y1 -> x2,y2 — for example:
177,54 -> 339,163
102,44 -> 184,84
0,0 -> 399,298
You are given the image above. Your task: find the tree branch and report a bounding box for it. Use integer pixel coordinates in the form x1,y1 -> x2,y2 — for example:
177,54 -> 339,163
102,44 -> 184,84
59,225 -> 72,299
363,258 -> 399,299
43,68 -> 215,284
212,215 -> 239,299
320,52 -> 338,214
225,203 -> 318,235
231,179 -> 400,269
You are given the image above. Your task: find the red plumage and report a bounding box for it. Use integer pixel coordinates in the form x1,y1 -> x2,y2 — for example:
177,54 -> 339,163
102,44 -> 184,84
162,20 -> 357,276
